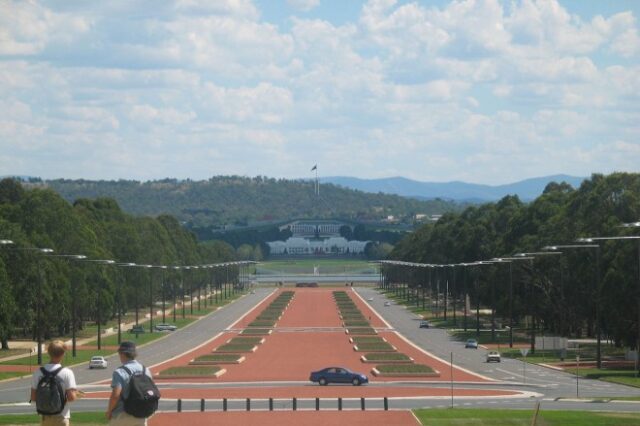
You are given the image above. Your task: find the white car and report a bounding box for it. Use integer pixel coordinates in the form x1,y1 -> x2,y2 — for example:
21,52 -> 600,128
89,356 -> 108,369
384,301 -> 391,306
486,351 -> 501,363
154,323 -> 178,331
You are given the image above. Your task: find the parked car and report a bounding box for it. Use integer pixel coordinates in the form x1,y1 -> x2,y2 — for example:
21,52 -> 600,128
128,325 -> 145,334
309,367 -> 368,386
384,301 -> 391,306
89,356 -> 108,369
419,320 -> 430,328
486,351 -> 501,363
154,323 -> 177,332
465,338 -> 479,349
367,297 -> 374,301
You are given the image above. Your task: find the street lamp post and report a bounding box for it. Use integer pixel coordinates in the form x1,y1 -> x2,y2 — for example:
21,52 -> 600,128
115,263 -> 137,345
544,244 -> 601,368
578,233 -> 640,374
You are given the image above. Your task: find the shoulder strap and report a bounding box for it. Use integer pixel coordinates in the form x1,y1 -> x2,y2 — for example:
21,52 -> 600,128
119,365 -> 133,377
40,366 -> 63,378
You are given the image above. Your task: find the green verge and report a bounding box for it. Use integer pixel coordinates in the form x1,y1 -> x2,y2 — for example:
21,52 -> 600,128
0,371 -> 27,380
94,317 -> 196,347
240,328 -> 271,335
214,343 -> 256,352
0,411 -> 107,424
158,366 -> 222,377
248,320 -> 276,327
354,342 -> 395,352
343,320 -> 370,327
351,336 -> 385,344
228,337 -> 263,345
363,353 -> 411,361
376,364 -> 434,373
574,367 -> 640,388
1,349 -> 113,367
347,327 -> 377,335
413,408 -> 640,425
193,354 -> 242,363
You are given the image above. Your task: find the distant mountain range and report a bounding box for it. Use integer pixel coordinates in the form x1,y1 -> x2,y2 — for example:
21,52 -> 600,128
320,174 -> 586,202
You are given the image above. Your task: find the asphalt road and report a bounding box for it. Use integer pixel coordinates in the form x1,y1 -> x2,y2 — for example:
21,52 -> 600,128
0,288 -> 275,404
1,285 -> 640,416
354,286 -> 640,400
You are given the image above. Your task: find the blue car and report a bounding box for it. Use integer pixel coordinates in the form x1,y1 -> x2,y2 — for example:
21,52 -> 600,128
309,367 -> 368,386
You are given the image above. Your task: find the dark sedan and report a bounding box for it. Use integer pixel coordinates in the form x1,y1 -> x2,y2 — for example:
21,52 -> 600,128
309,367 -> 368,386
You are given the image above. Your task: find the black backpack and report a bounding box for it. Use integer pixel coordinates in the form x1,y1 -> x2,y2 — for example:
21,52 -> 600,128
35,366 -> 66,415
120,365 -> 160,418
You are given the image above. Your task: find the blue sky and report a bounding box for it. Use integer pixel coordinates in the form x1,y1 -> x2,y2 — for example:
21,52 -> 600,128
1,0 -> 639,184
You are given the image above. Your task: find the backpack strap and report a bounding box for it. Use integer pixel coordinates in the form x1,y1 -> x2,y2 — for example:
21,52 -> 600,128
40,366 -> 63,378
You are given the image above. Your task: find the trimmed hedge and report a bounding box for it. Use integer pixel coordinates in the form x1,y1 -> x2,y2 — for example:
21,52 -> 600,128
248,320 -> 276,327
343,320 -> 370,327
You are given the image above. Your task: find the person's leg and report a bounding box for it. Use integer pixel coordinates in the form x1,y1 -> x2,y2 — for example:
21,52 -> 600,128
109,412 -> 147,426
41,415 -> 69,426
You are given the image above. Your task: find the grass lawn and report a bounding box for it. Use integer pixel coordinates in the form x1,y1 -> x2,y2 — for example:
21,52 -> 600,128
86,317 -> 196,347
0,348 -> 30,359
376,364 -> 434,374
0,371 -> 27,380
158,366 -> 222,377
214,343 -> 256,352
240,328 -> 271,335
351,336 -> 385,344
192,354 -> 242,363
354,342 -> 395,352
0,412 -> 107,425
1,349 -> 113,367
346,327 -> 377,335
259,259 -> 375,274
574,367 -> 640,388
363,353 -> 411,361
413,408 -> 640,425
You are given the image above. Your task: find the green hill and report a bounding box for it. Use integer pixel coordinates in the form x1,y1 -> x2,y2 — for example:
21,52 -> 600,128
39,176 -> 461,230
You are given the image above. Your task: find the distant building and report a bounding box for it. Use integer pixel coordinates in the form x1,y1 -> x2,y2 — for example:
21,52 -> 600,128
268,220 -> 369,256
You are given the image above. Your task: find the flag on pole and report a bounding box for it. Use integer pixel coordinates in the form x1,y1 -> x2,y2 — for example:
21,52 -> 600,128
311,165 -> 317,171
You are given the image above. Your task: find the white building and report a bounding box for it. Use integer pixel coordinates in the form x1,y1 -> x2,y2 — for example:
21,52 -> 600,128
268,220 -> 369,256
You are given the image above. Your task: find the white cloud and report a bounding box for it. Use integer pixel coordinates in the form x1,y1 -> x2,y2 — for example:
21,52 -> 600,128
287,0 -> 320,13
0,0 -> 638,183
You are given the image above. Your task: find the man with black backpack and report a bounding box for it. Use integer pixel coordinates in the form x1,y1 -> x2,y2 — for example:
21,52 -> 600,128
106,341 -> 159,425
30,340 -> 78,426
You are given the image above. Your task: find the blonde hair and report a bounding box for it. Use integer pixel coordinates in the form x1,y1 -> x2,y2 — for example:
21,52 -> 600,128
47,340 -> 67,359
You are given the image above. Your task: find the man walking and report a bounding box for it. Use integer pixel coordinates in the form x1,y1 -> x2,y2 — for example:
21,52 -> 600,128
31,340 -> 78,426
106,341 -> 157,425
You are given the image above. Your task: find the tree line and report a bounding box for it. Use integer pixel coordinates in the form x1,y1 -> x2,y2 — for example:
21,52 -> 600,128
0,179 -> 238,349
389,172 -> 640,348
40,176 -> 460,229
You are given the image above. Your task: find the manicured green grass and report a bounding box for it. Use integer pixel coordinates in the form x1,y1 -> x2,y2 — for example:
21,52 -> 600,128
0,411 -> 107,424
0,371 -> 27,380
376,364 -> 434,373
214,343 -> 256,352
343,320 -> 370,327
261,259 -> 374,274
228,337 -> 263,345
354,342 -> 395,352
351,336 -> 385,344
158,366 -> 222,376
574,367 -> 640,388
192,354 -> 242,363
1,349 -> 113,367
240,328 -> 271,335
0,348 -> 30,359
248,320 -> 277,327
347,327 -> 377,335
363,353 -> 411,361
413,408 -> 640,425
87,317 -> 196,347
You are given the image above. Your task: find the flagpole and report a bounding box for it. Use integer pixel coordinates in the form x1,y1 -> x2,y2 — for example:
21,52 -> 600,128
316,166 -> 318,196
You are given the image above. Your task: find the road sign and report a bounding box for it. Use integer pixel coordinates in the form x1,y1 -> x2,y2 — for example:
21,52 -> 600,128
520,348 -> 529,357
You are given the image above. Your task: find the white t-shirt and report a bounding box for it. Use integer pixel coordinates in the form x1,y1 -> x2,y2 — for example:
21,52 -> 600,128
31,363 -> 77,419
